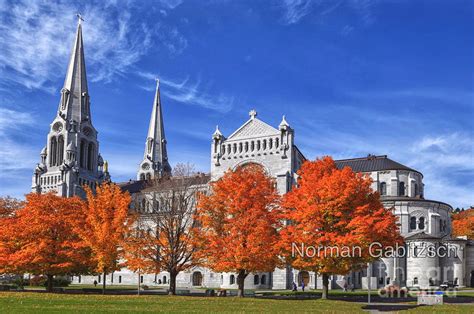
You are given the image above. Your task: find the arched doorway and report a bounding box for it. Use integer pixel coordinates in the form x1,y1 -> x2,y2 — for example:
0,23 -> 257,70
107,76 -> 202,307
298,271 -> 310,286
471,271 -> 474,287
192,271 -> 203,286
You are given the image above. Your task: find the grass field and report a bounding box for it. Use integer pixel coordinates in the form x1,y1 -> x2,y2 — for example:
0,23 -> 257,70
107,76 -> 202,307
0,292 -> 473,313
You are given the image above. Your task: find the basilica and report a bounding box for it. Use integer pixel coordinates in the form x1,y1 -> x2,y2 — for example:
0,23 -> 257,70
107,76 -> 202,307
34,20 -> 474,290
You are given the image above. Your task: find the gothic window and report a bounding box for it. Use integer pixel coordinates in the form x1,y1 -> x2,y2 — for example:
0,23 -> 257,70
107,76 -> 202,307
263,139 -> 267,150
222,145 -> 225,154
80,140 -> 87,168
269,138 -> 273,149
227,144 -> 231,154
230,275 -> 235,285
380,182 -> 387,196
50,137 -> 57,166
410,217 -> 416,230
261,275 -> 266,285
233,143 -> 237,153
87,143 -> 95,171
418,217 -> 425,230
239,142 -> 243,153
163,276 -> 167,284
254,275 -> 259,285
147,138 -> 153,154
414,183 -> 418,196
413,277 -> 418,285
140,173 -> 145,181
399,182 -> 405,196
256,140 -> 261,150
57,136 -> 64,166
245,142 -> 248,152
250,141 -> 254,151
275,138 -> 279,148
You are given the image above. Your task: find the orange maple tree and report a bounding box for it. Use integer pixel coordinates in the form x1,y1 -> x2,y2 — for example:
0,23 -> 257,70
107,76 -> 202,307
279,157 -> 403,299
452,208 -> 474,239
0,193 -> 89,292
194,164 -> 282,297
0,196 -> 23,218
78,183 -> 132,294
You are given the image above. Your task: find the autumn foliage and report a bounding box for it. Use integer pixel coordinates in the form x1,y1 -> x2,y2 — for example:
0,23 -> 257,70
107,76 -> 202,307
279,157 -> 403,299
452,208 -> 474,239
0,193 -> 89,291
77,183 -> 132,293
194,164 -> 281,297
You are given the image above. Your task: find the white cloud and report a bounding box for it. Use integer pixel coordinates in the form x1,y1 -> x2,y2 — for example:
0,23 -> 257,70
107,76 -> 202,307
280,0 -> 314,25
137,71 -> 235,113
0,108 -> 38,177
0,0 -> 186,91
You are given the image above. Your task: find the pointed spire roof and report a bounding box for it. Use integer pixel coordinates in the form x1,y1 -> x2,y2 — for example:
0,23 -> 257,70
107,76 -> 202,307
141,79 -> 171,177
59,16 -> 89,122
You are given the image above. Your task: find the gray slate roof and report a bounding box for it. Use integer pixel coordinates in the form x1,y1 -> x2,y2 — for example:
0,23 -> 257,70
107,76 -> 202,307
335,155 -> 421,175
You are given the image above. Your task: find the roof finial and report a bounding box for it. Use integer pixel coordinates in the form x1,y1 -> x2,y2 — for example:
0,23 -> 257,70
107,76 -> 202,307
249,109 -> 257,119
213,125 -> 223,138
76,13 -> 84,25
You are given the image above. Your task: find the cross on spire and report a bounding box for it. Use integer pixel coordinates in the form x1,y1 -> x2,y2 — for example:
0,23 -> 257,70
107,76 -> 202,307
76,13 -> 84,25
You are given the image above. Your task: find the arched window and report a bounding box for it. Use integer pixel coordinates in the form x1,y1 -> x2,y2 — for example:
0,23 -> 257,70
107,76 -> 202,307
57,136 -> 64,165
263,139 -> 267,150
140,173 -> 145,181
227,144 -> 231,154
414,183 -> 418,197
80,140 -> 87,168
222,145 -> 225,154
254,275 -> 259,285
239,142 -> 243,153
413,277 -> 418,285
146,173 -> 151,181
244,142 -> 248,152
418,217 -> 425,230
50,137 -> 57,166
230,274 -> 235,285
233,143 -> 237,153
87,142 -> 95,171
261,275 -> 266,285
250,141 -> 254,151
399,182 -> 405,196
257,140 -> 261,150
163,276 -> 167,284
269,138 -> 273,149
275,138 -> 279,148
380,182 -> 387,196
414,246 -> 418,257
147,138 -> 153,154
410,217 -> 417,230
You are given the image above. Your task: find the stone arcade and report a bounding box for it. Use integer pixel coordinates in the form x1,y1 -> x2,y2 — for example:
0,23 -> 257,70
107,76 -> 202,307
34,20 -> 474,290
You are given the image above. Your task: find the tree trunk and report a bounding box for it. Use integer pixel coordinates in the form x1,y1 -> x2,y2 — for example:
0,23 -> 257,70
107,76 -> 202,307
102,270 -> 107,295
322,273 -> 329,299
237,270 -> 247,298
138,272 -> 141,296
46,274 -> 53,293
169,270 -> 177,295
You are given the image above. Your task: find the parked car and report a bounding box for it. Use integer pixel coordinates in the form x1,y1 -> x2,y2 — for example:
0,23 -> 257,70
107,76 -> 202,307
439,281 -> 458,290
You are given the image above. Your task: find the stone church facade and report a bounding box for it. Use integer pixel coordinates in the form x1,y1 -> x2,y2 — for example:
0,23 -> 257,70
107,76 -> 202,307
35,20 -> 473,290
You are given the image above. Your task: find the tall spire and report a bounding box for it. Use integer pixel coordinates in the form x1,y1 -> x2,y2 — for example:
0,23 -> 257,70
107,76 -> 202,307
58,14 -> 90,123
137,79 -> 171,180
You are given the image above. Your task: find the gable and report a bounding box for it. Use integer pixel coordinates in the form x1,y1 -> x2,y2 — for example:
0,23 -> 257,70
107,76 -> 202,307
227,118 -> 279,140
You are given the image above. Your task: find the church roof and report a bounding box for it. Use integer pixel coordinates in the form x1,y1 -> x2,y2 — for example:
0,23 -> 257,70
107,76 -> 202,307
335,155 -> 421,176
226,110 -> 279,141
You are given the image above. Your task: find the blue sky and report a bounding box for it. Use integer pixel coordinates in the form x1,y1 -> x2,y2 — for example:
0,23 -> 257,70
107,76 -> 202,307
0,0 -> 473,208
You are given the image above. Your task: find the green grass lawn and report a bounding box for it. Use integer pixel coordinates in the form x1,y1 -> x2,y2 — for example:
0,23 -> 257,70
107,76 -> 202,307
0,292 -> 473,313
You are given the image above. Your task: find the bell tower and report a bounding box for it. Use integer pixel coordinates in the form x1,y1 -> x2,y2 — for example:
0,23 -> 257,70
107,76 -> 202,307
137,79 -> 171,181
32,16 -> 107,197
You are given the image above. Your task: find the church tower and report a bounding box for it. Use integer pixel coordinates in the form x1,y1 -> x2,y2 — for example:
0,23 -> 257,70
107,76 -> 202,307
137,79 -> 171,181
32,16 -> 106,197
